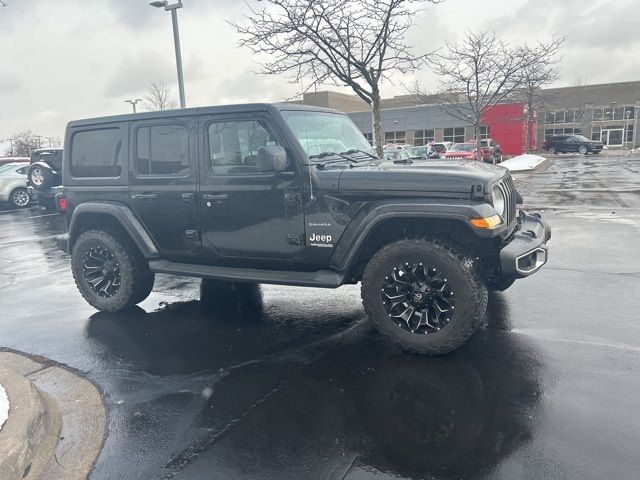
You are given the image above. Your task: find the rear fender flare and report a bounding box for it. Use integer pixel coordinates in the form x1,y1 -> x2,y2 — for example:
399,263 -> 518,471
68,202 -> 160,258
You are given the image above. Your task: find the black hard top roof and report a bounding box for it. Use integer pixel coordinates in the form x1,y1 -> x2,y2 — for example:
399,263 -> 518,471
67,103 -> 342,128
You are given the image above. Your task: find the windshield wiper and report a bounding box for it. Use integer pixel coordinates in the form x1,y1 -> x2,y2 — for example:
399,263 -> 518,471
308,151 -> 360,168
340,149 -> 378,160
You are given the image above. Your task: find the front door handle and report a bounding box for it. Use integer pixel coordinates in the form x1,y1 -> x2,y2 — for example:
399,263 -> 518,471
132,193 -> 158,201
203,194 -> 229,201
181,192 -> 195,203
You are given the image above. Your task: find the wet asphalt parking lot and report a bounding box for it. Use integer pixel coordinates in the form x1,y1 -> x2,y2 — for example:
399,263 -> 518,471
1,154 -> 639,480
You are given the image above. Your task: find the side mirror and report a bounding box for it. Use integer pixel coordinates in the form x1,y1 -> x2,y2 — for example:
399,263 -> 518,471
257,145 -> 288,173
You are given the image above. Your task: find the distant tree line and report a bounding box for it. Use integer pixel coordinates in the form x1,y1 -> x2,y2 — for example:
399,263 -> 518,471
3,131 -> 62,157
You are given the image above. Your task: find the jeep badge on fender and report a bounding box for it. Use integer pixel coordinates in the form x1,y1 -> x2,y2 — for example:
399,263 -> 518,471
55,103 -> 550,356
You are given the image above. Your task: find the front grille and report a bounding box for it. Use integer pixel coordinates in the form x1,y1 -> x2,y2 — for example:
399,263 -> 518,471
497,176 -> 517,226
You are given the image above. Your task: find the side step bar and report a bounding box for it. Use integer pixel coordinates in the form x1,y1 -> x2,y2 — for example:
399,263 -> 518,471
148,259 -> 345,288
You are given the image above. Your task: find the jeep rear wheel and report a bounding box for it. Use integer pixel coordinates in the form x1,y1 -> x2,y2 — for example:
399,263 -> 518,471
361,239 -> 488,355
578,145 -> 588,155
71,229 -> 154,312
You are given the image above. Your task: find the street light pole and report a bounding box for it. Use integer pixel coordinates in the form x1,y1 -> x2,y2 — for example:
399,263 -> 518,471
150,1 -> 186,109
125,98 -> 143,113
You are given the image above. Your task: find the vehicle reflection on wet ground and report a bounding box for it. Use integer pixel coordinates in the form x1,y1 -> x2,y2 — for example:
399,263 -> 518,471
1,155 -> 639,479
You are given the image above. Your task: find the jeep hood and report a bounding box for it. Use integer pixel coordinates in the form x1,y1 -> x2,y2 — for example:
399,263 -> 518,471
337,160 -> 507,195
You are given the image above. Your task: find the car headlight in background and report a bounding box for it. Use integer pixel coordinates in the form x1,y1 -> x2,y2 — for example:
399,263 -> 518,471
492,186 -> 506,218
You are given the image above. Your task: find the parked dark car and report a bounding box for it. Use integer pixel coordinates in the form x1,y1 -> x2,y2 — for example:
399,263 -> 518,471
55,103 -> 549,356
543,135 -> 603,155
27,148 -> 63,209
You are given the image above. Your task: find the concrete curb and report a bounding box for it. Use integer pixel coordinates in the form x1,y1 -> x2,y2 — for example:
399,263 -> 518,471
0,351 -> 106,480
0,366 -> 59,480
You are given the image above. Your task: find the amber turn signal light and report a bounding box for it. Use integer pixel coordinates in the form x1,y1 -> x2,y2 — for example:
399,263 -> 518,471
469,215 -> 502,229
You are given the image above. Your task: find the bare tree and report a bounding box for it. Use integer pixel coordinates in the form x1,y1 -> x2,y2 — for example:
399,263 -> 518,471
143,81 -> 177,111
519,38 -> 565,152
7,131 -> 41,157
416,31 -> 560,160
232,0 -> 439,156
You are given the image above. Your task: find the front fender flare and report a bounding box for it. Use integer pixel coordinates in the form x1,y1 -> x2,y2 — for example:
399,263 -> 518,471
68,202 -> 160,258
329,200 -> 499,272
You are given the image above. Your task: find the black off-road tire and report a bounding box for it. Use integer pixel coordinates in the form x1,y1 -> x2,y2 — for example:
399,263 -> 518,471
361,238 -> 488,355
131,269 -> 155,305
548,146 -> 557,155
578,145 -> 588,155
71,229 -> 153,312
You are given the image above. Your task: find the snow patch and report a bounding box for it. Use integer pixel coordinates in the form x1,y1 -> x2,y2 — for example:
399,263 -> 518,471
0,383 -> 8,431
500,154 -> 548,172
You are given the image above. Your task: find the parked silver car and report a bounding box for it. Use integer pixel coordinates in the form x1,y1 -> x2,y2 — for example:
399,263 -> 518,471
0,162 -> 31,208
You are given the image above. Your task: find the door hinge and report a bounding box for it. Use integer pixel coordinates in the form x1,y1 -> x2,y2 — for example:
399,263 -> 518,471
284,192 -> 302,207
287,234 -> 304,246
185,229 -> 200,241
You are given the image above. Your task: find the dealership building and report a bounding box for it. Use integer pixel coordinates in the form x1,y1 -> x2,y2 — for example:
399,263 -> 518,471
298,80 -> 640,155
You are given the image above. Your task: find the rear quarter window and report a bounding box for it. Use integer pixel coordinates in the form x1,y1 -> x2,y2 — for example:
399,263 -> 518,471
70,128 -> 123,178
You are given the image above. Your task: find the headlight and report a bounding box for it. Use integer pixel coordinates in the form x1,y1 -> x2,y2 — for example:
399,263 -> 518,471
492,186 -> 506,218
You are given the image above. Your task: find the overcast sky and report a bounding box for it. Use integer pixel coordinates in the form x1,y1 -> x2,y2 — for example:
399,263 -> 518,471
1,0 -> 639,147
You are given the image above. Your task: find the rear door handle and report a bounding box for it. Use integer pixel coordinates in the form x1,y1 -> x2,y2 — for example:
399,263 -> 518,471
181,192 -> 195,203
132,193 -> 158,201
203,194 -> 228,201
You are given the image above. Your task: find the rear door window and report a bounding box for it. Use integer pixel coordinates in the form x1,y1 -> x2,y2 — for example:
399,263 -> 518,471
135,124 -> 189,176
71,129 -> 123,178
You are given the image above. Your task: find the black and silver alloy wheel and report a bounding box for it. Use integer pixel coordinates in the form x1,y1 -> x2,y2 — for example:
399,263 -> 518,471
382,263 -> 456,334
82,245 -> 121,298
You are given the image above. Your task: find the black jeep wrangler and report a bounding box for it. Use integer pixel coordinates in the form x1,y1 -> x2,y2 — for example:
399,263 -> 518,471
56,104 -> 550,355
27,147 -> 63,209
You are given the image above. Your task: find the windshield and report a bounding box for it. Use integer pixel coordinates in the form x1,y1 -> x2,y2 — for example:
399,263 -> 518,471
433,144 -> 447,152
281,110 -> 375,158
573,135 -> 591,142
450,143 -> 474,152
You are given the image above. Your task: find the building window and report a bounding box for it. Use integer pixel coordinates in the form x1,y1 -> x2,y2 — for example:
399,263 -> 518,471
626,124 -> 634,143
413,129 -> 434,146
593,108 -> 603,121
545,127 -> 582,139
480,126 -> 490,139
443,127 -> 465,143
363,132 -> 374,146
384,131 -> 406,145
592,126 -> 601,141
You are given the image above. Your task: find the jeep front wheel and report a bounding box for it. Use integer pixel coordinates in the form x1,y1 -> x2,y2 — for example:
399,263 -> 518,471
71,229 -> 154,312
361,239 -> 488,355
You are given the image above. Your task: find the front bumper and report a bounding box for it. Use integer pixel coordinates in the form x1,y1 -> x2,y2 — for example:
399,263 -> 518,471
500,212 -> 551,278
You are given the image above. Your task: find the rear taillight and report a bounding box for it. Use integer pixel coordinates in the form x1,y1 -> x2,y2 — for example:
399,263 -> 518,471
57,195 -> 67,212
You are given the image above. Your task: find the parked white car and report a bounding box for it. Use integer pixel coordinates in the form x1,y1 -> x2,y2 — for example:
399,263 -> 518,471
0,162 -> 31,208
